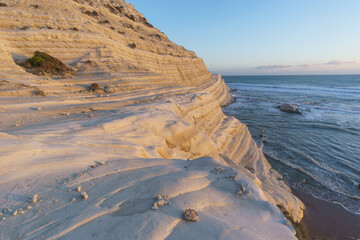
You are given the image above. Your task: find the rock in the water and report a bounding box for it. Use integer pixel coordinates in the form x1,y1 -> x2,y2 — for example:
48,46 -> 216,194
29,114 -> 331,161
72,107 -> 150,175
183,208 -> 199,222
279,104 -> 301,114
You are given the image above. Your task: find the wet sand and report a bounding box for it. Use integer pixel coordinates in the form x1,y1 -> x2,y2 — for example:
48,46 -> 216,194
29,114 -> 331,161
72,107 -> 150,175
292,188 -> 360,240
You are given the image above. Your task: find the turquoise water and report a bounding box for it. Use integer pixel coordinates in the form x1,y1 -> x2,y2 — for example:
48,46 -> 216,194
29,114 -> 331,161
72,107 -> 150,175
223,75 -> 360,214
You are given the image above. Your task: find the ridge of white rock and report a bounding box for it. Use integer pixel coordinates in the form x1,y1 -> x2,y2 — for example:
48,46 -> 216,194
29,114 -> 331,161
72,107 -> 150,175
0,0 -> 303,239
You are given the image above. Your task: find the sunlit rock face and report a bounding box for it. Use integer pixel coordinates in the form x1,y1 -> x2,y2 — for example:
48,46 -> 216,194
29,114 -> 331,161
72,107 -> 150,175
0,1 -> 303,239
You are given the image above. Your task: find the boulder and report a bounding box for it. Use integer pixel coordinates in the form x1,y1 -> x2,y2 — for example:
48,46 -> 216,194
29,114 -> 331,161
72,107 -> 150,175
279,104 -> 301,114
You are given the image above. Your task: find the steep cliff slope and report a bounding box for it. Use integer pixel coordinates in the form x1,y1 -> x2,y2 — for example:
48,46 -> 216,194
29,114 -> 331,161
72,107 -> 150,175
0,0 -> 210,87
0,1 -> 304,239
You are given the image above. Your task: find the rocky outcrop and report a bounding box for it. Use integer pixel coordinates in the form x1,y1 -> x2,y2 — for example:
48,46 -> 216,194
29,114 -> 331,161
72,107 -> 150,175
280,104 -> 301,114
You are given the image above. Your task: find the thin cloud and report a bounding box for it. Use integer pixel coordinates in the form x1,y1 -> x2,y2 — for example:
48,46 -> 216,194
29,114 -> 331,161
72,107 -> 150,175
255,60 -> 359,70
256,64 -> 291,70
298,64 -> 311,68
326,60 -> 359,65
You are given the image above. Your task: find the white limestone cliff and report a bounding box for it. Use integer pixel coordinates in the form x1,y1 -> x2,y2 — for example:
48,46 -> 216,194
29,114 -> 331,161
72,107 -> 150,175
0,0 -> 304,239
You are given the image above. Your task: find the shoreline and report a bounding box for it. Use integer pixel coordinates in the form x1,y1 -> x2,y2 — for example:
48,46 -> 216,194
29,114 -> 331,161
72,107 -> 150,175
292,188 -> 360,240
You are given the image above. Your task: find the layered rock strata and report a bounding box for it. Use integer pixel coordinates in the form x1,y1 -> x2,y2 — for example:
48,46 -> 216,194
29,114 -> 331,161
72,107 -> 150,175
0,0 -> 303,239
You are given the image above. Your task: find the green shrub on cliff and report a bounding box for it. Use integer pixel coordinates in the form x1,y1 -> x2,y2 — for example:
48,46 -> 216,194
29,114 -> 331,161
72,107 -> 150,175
28,55 -> 45,67
25,51 -> 74,76
27,52 -> 51,67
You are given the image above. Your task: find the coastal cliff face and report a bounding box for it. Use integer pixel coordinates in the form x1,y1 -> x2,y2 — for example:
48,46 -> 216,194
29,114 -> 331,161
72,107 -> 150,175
0,0 -> 210,86
0,0 -> 303,239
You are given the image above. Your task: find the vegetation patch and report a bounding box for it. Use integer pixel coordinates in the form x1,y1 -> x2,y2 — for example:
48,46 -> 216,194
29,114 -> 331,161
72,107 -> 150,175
140,17 -> 153,28
0,3 -> 7,7
22,51 -> 75,76
151,34 -> 162,40
89,83 -> 103,92
125,13 -> 135,22
123,23 -> 133,29
98,20 -> 110,25
104,4 -> 123,15
128,43 -> 137,49
33,88 -> 46,97
104,4 -> 117,14
114,6 -> 124,14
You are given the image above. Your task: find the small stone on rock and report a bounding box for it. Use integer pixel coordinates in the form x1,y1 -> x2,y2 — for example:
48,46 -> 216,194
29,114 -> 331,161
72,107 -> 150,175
12,210 -> 18,216
30,193 -> 38,203
236,183 -> 251,197
183,209 -> 199,222
211,167 -> 226,174
81,192 -> 88,200
18,210 -> 26,214
152,195 -> 170,210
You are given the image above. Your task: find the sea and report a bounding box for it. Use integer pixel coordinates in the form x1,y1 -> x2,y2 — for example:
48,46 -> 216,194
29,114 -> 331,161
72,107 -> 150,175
222,75 -> 360,214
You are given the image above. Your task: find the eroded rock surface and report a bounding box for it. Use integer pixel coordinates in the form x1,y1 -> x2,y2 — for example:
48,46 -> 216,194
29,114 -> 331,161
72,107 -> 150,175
0,0 -> 303,239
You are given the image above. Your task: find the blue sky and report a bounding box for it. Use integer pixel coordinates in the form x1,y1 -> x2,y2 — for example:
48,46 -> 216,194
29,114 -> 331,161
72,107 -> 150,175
132,0 -> 360,75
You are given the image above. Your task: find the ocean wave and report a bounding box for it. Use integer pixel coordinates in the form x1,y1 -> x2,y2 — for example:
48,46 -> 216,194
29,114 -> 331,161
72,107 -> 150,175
264,151 -> 360,214
308,123 -> 360,135
229,82 -> 360,95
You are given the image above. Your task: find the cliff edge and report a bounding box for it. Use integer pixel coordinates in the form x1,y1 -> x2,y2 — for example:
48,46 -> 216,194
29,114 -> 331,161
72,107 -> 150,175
0,1 -> 304,239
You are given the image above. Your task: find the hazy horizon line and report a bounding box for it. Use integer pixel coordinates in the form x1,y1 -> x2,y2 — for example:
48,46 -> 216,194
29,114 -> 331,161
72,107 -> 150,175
220,73 -> 360,77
